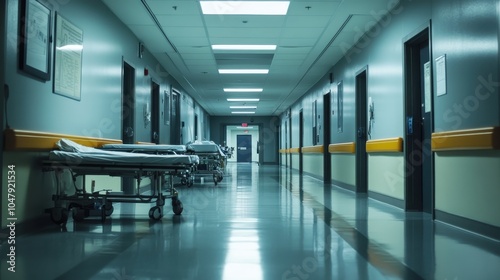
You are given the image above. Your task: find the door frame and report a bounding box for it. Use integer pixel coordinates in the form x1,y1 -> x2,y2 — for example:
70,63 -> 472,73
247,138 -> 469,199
299,109 -> 304,173
323,91 -> 332,183
403,23 -> 434,214
355,66 -> 368,193
151,80 -> 160,144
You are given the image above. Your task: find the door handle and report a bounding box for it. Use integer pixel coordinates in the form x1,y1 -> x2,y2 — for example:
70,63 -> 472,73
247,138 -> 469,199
124,127 -> 134,137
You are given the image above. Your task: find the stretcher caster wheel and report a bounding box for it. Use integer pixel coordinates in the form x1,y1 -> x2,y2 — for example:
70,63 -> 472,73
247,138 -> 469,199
50,207 -> 68,224
104,202 -> 114,216
181,178 -> 187,185
68,203 -> 84,222
72,208 -> 85,222
149,206 -> 163,220
172,199 -> 183,215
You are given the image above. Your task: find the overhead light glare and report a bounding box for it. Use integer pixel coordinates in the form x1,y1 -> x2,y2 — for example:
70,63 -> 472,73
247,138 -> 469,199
57,44 -> 83,51
237,126 -> 254,129
230,106 -> 257,109
231,111 -> 256,114
227,98 -> 260,102
219,69 -> 269,74
224,88 -> 263,92
212,44 -> 276,51
200,1 -> 290,15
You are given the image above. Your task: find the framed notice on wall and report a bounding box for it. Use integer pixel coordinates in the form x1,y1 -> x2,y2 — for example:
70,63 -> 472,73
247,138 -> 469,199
53,12 -> 83,100
435,54 -> 447,97
19,0 -> 52,81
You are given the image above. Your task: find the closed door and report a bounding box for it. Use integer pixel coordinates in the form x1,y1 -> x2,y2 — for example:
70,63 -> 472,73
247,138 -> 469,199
151,81 -> 160,144
356,68 -> 368,193
170,90 -> 180,144
404,27 -> 433,213
122,61 -> 135,145
237,135 -> 252,162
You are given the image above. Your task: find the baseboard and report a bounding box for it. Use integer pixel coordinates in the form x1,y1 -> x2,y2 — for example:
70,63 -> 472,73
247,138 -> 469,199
368,190 -> 405,209
331,180 -> 355,192
302,170 -> 324,181
435,210 -> 500,241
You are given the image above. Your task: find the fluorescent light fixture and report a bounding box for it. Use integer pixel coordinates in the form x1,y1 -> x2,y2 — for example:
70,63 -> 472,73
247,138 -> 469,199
212,45 -> 277,51
237,126 -> 254,129
219,69 -> 269,74
230,106 -> 257,109
227,98 -> 260,102
224,88 -> 263,92
200,1 -> 290,15
231,111 -> 256,114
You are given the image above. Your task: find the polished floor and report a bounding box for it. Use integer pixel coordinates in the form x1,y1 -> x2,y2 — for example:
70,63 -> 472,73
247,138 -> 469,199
1,162 -> 500,279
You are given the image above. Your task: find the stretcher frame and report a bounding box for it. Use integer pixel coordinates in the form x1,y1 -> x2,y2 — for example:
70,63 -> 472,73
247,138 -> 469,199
186,141 -> 226,186
42,158 -> 194,224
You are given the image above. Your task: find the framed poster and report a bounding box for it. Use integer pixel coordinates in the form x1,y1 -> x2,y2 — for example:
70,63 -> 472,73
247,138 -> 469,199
19,0 -> 51,80
53,12 -> 83,100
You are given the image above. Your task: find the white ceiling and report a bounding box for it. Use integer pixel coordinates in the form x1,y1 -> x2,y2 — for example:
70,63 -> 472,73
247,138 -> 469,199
101,0 -> 399,116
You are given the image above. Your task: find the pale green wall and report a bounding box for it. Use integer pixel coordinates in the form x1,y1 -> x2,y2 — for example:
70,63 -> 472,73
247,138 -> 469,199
368,154 -> 405,200
2,152 -> 54,227
302,154 -> 323,179
291,154 -> 300,171
435,150 -> 500,227
331,154 -> 355,186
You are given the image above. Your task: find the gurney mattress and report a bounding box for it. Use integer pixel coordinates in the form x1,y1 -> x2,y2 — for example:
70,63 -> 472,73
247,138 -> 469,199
49,139 -> 198,166
49,150 -> 196,166
101,144 -> 187,154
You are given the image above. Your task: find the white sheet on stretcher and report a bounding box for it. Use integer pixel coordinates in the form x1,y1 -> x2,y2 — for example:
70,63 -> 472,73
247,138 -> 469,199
49,139 -> 198,166
101,143 -> 187,154
186,141 -> 226,156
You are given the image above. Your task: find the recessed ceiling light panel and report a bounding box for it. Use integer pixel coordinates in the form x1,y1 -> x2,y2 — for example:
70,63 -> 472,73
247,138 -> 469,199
200,1 -> 290,15
227,98 -> 260,102
230,106 -> 257,109
224,88 -> 263,92
212,45 -> 277,51
219,69 -> 269,74
231,111 -> 256,114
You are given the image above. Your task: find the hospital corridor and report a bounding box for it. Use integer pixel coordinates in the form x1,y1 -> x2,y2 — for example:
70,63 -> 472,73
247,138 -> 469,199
2,0 -> 500,279
0,162 -> 498,280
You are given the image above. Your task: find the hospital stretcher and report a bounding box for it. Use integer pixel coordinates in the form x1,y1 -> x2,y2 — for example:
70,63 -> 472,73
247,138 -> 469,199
42,139 -> 199,224
100,143 -> 195,186
185,141 -> 226,185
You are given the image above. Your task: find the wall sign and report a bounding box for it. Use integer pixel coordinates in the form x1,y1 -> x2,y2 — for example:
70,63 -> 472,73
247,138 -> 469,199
19,0 -> 51,80
53,12 -> 83,100
435,54 -> 447,96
